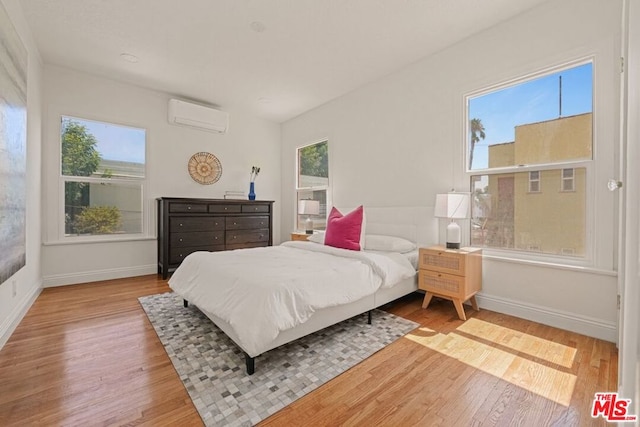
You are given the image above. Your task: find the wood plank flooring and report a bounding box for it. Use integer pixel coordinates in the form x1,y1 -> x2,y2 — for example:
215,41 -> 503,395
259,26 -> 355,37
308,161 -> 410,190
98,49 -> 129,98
0,275 -> 618,426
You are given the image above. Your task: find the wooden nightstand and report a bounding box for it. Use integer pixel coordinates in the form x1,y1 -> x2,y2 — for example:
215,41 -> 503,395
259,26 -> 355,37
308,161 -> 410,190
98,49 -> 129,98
290,232 -> 310,241
418,245 -> 482,321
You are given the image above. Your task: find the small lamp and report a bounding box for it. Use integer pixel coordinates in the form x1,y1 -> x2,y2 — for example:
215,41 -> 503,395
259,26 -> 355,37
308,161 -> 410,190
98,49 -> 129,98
298,199 -> 320,234
434,192 -> 470,249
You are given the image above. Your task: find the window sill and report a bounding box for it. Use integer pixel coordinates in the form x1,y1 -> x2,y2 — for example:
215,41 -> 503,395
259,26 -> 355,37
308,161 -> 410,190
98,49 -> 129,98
482,251 -> 617,277
43,235 -> 156,246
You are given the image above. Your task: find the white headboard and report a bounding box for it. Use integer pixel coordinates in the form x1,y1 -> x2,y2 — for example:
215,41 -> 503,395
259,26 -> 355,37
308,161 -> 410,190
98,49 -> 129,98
339,206 -> 438,246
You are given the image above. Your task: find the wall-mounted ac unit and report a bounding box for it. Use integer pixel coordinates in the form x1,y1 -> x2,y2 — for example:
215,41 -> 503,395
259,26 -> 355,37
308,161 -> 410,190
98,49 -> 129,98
168,99 -> 229,134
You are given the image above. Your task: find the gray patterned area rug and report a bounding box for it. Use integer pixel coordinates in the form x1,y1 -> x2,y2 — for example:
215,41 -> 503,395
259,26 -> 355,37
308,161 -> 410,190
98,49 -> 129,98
139,292 -> 418,426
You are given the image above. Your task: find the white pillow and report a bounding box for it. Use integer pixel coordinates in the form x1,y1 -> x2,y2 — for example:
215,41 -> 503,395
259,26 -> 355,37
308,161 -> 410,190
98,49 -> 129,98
364,234 -> 416,253
307,231 -> 325,244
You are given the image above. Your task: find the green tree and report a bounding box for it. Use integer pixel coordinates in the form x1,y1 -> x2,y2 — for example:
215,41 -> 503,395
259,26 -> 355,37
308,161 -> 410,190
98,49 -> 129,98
61,119 -> 102,233
74,206 -> 121,234
469,118 -> 486,169
300,141 -> 328,178
62,120 -> 101,176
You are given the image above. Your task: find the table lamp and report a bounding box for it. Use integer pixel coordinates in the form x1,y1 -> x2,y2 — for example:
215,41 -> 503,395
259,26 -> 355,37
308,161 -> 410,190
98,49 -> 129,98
434,192 -> 470,249
298,200 -> 320,234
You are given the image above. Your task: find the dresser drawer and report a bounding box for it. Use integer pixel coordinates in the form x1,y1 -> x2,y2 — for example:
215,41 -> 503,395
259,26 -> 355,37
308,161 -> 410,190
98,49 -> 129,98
419,247 -> 466,276
209,204 -> 242,214
169,202 -> 208,213
170,231 -> 224,247
226,241 -> 269,251
419,269 -> 465,298
170,216 -> 224,232
169,245 -> 225,264
242,204 -> 270,213
226,229 -> 270,245
226,216 -> 269,230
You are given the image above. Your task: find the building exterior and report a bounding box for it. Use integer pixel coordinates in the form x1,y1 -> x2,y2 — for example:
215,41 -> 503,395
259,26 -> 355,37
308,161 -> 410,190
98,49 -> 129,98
477,113 -> 591,256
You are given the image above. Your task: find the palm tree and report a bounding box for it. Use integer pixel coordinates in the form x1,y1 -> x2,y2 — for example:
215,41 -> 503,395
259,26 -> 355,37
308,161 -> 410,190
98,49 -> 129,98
469,118 -> 486,169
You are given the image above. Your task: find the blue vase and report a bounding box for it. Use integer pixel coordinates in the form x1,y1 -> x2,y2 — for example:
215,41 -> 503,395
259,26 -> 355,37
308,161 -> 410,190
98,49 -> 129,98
248,182 -> 256,200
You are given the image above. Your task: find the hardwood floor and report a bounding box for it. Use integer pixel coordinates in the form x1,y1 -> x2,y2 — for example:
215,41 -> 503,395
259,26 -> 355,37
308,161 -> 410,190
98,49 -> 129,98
0,275 -> 617,426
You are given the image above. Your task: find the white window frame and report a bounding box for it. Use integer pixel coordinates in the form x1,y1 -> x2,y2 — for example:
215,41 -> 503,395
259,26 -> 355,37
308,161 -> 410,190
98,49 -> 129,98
464,58 -> 595,267
58,115 -> 148,242
295,139 -> 330,232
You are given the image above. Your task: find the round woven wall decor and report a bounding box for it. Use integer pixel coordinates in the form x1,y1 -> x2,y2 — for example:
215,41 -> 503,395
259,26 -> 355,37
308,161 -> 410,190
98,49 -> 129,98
187,152 -> 222,185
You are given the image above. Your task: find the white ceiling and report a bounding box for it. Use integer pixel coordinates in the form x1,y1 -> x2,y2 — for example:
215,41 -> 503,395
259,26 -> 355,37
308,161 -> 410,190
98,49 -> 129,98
20,0 -> 549,123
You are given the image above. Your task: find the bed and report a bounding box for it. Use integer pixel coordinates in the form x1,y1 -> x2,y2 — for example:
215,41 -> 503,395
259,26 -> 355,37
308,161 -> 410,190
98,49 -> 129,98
168,206 -> 437,374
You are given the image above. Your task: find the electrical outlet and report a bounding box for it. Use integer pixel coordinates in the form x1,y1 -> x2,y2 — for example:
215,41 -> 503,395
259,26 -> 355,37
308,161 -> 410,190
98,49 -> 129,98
12,280 -> 16,298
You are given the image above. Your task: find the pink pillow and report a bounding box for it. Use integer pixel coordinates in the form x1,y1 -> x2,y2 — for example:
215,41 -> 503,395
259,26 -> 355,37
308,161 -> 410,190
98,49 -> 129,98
324,206 -> 365,251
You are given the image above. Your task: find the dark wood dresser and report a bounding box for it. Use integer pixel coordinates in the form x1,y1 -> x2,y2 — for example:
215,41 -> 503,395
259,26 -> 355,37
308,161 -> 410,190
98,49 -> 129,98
157,197 -> 274,279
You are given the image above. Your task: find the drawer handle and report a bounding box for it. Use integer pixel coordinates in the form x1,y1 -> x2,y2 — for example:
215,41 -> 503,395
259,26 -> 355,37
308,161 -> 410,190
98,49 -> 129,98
187,206 -> 191,210
179,223 -> 183,227
214,237 -> 218,240
260,222 -> 264,225
179,238 -> 183,242
254,207 -> 258,211
215,222 -> 218,226
179,254 -> 184,258
233,235 -> 237,239
259,234 -> 264,239
234,222 -> 237,225
224,207 -> 228,210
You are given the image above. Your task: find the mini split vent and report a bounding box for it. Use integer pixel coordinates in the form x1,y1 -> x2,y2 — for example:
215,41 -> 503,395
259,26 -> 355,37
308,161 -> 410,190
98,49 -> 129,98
168,99 -> 229,134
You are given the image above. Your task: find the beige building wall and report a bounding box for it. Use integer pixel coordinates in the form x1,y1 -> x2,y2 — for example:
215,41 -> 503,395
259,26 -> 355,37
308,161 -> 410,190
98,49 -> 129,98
514,113 -> 592,164
484,113 -> 591,256
513,167 -> 586,255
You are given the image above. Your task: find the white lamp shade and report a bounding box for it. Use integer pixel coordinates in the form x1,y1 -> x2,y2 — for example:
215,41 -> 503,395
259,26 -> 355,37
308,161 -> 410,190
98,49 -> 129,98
434,193 -> 470,219
298,199 -> 320,215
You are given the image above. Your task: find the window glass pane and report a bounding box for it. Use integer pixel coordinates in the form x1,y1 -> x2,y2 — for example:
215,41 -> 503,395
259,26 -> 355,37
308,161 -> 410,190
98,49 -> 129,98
468,62 -> 592,170
61,116 -> 146,178
297,190 -> 327,231
471,168 -> 586,257
65,181 -> 143,236
298,141 -> 328,188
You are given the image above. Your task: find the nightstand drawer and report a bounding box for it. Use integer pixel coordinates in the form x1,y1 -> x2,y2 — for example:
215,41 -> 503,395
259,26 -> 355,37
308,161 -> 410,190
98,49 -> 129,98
419,248 -> 466,276
291,232 -> 310,241
419,269 -> 465,298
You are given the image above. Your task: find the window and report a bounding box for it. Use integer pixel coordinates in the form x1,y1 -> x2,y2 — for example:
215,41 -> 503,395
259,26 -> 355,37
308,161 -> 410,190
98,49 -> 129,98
296,140 -> 329,231
561,168 -> 575,192
61,116 -> 146,238
528,171 -> 541,193
467,61 -> 592,259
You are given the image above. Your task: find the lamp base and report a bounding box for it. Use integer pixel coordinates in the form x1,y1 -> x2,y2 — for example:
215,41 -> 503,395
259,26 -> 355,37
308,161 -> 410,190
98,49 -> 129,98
445,220 -> 462,250
305,216 -> 314,234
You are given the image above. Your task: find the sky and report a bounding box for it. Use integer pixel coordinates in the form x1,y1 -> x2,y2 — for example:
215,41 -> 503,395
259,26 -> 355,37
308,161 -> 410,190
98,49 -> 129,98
468,62 -> 593,170
63,116 -> 146,164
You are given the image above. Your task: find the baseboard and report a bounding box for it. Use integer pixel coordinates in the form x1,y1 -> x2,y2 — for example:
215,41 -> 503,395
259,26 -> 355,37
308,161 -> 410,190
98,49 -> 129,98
0,280 -> 42,350
42,264 -> 158,287
475,293 -> 617,343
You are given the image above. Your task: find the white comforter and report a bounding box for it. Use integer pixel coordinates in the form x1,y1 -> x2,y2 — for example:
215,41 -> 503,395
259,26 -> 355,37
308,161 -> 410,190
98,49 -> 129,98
168,241 -> 415,356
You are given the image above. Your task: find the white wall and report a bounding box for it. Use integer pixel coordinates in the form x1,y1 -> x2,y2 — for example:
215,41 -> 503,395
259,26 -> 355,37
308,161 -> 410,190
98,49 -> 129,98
0,0 -> 43,347
281,0 -> 621,341
41,65 -> 281,286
